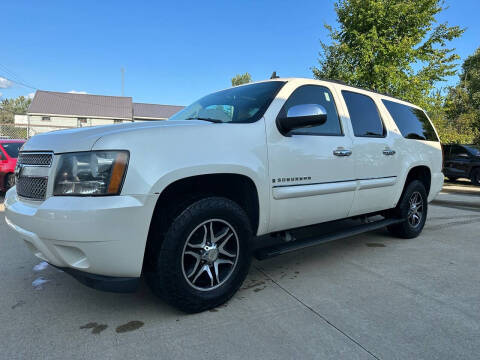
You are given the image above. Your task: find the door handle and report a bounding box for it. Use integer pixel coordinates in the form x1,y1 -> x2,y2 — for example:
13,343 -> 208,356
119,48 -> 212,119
333,148 -> 352,157
383,149 -> 396,156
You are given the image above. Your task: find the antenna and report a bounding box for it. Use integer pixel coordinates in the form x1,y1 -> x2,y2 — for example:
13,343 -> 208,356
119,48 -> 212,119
270,71 -> 279,79
121,67 -> 125,96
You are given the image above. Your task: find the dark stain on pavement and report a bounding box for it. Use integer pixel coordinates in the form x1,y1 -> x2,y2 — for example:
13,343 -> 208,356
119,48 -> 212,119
11,300 -> 25,310
366,243 -> 386,247
80,322 -> 108,334
253,286 -> 267,292
116,320 -> 144,333
241,280 -> 265,290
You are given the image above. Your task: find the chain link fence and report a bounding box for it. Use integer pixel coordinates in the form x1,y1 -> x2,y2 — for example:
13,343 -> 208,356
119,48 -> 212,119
0,123 -> 28,139
0,122 -> 76,139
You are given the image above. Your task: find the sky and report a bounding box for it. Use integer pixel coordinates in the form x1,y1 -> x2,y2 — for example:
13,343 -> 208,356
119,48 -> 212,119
1,0 -> 479,106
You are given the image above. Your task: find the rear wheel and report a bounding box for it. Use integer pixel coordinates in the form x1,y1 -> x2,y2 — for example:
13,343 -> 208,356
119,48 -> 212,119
5,173 -> 15,190
146,196 -> 252,313
387,180 -> 428,239
471,168 -> 480,186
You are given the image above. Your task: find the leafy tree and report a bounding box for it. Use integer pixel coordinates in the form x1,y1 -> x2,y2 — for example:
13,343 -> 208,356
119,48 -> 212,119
231,73 -> 252,87
444,47 -> 480,143
313,0 -> 464,108
427,91 -> 479,144
0,95 -> 32,123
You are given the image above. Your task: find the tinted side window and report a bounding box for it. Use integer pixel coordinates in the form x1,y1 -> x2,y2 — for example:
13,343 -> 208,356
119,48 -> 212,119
382,99 -> 438,141
279,85 -> 342,136
451,145 -> 468,158
341,91 -> 384,137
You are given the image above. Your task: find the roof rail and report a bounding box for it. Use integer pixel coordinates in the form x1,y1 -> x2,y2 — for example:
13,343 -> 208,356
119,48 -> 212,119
317,78 -> 406,102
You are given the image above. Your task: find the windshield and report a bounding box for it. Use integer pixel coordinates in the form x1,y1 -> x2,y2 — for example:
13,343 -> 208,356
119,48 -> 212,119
465,145 -> 480,156
170,81 -> 286,123
1,142 -> 23,158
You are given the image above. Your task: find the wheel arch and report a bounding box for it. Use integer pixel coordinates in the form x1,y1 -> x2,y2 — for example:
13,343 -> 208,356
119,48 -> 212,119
399,165 -> 432,201
144,173 -> 261,271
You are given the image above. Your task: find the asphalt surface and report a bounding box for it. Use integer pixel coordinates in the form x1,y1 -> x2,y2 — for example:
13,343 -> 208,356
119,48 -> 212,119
1,182 -> 479,359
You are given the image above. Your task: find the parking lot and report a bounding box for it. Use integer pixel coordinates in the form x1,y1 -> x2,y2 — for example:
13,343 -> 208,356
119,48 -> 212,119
1,182 -> 479,360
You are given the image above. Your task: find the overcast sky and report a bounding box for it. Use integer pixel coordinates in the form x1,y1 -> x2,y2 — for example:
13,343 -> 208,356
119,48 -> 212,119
2,0 -> 479,105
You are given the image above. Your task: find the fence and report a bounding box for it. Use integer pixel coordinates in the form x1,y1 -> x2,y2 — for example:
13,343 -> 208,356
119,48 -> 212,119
0,122 -> 85,139
0,123 -> 29,139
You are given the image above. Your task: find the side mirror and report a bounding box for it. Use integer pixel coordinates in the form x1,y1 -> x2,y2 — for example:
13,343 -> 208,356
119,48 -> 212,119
277,104 -> 327,136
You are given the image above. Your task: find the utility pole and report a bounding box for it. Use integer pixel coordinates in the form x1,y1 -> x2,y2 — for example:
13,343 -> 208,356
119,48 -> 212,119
121,67 -> 125,96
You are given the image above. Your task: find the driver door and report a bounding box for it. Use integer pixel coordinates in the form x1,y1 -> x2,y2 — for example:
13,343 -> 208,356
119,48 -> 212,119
266,83 -> 355,233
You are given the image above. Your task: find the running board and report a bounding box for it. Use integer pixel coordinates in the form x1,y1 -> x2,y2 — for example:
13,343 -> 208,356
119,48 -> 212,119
254,218 -> 404,260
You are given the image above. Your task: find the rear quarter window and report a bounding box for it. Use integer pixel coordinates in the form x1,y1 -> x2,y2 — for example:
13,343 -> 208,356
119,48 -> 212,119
382,100 -> 438,141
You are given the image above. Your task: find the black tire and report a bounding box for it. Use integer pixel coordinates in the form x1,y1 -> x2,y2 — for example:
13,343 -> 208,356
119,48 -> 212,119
471,168 -> 480,186
447,177 -> 458,182
387,180 -> 428,239
146,196 -> 252,313
5,173 -> 15,190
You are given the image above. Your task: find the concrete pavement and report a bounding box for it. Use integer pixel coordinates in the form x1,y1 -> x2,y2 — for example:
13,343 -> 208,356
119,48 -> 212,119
0,187 -> 479,359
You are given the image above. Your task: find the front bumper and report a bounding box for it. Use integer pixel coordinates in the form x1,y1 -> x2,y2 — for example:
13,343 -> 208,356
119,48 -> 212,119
49,264 -> 140,293
4,187 -> 158,279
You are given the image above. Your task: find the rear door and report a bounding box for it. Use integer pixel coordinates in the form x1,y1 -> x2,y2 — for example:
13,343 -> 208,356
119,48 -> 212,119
449,145 -> 471,178
339,90 -> 401,215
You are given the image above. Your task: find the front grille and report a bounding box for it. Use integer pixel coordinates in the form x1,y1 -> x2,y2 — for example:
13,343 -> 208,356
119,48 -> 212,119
16,177 -> 48,200
16,152 -> 53,200
17,152 -> 53,166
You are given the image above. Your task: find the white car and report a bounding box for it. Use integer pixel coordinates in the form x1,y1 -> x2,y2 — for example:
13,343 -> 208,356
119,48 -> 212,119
5,78 -> 443,312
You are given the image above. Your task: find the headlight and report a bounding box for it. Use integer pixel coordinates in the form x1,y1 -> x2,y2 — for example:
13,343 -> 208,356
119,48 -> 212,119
53,151 -> 129,196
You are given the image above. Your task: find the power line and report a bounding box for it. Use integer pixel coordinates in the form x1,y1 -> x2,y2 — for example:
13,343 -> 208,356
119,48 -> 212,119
0,63 -> 30,87
0,74 -> 132,109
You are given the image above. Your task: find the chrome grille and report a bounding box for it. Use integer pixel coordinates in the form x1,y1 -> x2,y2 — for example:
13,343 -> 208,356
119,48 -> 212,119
16,177 -> 48,200
17,152 -> 53,166
16,152 -> 53,200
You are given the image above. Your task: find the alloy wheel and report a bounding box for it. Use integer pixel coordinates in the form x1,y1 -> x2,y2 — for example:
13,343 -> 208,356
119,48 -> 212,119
407,191 -> 424,228
181,219 -> 239,291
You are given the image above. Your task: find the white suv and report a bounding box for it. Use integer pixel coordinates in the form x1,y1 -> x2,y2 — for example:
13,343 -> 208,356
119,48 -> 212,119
5,78 -> 443,312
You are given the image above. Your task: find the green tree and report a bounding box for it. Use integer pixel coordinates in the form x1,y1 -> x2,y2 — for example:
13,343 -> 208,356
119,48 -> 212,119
312,0 -> 464,108
0,95 -> 32,123
444,47 -> 480,143
231,72 -> 252,87
427,91 -> 479,144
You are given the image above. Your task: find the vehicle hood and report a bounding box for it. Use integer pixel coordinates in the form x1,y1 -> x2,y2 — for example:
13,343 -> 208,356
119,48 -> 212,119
22,120 -> 208,153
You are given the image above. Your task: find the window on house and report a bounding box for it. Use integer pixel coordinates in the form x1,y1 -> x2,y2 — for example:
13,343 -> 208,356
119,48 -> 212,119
77,117 -> 88,127
42,116 -> 50,121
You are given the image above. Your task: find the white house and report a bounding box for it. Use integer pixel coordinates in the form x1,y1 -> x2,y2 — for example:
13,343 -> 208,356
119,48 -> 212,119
14,90 -> 184,136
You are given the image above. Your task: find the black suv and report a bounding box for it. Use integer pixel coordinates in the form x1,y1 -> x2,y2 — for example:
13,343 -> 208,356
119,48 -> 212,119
443,144 -> 480,186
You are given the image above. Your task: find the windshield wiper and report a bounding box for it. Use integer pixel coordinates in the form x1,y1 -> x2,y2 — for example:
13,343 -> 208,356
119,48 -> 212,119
185,117 -> 223,123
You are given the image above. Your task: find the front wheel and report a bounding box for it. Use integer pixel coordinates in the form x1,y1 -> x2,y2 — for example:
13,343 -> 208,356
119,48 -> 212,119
387,180 -> 428,239
146,197 -> 252,313
5,173 -> 15,190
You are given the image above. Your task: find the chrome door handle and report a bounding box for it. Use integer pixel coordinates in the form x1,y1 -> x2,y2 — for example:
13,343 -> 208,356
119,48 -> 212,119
383,149 -> 396,156
333,149 -> 352,157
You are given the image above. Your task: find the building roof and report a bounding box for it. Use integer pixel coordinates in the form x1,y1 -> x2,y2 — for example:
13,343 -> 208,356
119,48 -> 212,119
133,102 -> 184,119
28,90 -> 133,120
